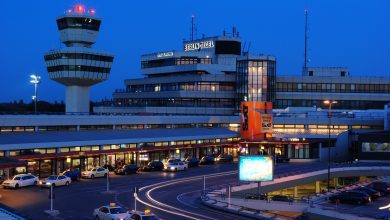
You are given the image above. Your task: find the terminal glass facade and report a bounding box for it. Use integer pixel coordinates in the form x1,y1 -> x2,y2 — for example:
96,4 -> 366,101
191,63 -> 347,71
237,59 -> 276,103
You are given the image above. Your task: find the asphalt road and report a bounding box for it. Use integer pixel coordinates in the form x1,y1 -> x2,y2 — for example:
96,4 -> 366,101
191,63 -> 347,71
0,161 -> 375,220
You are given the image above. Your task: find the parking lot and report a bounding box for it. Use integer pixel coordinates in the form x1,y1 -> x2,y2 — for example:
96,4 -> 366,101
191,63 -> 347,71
0,161 -> 238,220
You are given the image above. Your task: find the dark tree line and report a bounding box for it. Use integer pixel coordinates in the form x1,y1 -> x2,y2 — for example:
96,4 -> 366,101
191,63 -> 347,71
0,100 -> 65,113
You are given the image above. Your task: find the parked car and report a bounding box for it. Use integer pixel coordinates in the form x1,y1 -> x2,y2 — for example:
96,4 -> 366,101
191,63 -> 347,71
366,181 -> 390,195
39,175 -> 71,187
271,195 -> 292,202
276,155 -> 290,163
184,158 -> 200,168
129,209 -> 160,220
216,154 -> 233,162
200,156 -> 215,165
329,190 -> 371,205
115,165 -> 139,175
102,164 -> 115,172
2,174 -> 38,189
354,187 -> 381,200
93,203 -> 130,220
140,161 -> 164,172
82,167 -> 108,179
61,169 -> 81,181
244,193 -> 267,200
164,161 -> 188,171
165,158 -> 181,164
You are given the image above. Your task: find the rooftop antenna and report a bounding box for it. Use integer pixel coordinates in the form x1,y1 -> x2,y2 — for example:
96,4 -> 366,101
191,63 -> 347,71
242,41 -> 247,55
191,15 -> 197,41
232,26 -> 237,37
303,9 -> 309,72
247,41 -> 251,54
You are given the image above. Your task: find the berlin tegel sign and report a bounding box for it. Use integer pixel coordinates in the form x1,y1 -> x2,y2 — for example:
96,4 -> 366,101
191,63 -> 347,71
184,40 -> 214,51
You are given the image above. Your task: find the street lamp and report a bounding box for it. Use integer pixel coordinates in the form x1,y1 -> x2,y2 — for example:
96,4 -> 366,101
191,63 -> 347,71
30,74 -> 41,114
323,100 -> 337,192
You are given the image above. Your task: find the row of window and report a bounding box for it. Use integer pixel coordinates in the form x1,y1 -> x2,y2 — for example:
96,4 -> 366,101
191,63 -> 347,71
57,17 -> 101,31
44,53 -> 114,62
0,123 -> 240,133
114,98 -> 235,108
47,65 -> 111,73
275,99 -> 389,110
141,57 -> 212,69
276,82 -> 390,93
8,137 -> 240,156
125,82 -> 235,93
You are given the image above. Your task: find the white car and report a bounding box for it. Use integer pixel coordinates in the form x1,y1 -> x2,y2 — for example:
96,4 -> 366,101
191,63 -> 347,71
82,167 -> 108,179
164,161 -> 188,171
129,210 -> 160,220
39,175 -> 71,187
2,174 -> 38,189
93,204 -> 130,220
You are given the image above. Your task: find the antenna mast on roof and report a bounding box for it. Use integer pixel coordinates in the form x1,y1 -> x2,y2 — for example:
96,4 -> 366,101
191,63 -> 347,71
303,9 -> 309,73
191,15 -> 197,41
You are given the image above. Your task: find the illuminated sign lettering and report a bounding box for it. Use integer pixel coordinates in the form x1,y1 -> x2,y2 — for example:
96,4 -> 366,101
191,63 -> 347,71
157,52 -> 174,58
184,41 -> 215,51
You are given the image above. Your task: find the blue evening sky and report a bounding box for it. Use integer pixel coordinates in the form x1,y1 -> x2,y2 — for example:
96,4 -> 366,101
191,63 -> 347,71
1,0 -> 389,102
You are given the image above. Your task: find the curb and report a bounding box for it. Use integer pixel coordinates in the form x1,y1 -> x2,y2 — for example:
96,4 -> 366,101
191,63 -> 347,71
201,198 -> 281,220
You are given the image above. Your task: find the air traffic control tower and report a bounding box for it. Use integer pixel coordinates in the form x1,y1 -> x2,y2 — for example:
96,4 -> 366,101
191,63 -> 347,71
44,5 -> 114,113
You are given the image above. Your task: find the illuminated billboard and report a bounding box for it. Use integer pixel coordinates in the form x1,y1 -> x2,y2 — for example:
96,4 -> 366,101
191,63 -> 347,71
239,156 -> 274,182
240,102 -> 273,140
362,142 -> 390,152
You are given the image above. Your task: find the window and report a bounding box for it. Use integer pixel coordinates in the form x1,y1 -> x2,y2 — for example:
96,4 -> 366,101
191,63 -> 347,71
60,148 -> 69,153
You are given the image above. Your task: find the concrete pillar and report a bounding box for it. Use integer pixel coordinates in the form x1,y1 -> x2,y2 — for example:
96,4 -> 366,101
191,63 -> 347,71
113,125 -> 116,130
135,152 -> 139,166
293,186 -> 298,198
77,125 -> 80,131
66,86 -> 90,113
34,126 -> 39,132
333,178 -> 338,187
315,181 -> 321,193
196,147 -> 200,158
4,150 -> 10,157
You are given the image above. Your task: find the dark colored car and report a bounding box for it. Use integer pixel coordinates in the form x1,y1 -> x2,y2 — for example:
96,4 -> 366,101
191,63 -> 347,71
141,161 -> 164,172
185,158 -> 200,168
200,156 -> 215,165
329,191 -> 371,205
114,165 -> 139,175
271,195 -> 292,202
355,187 -> 381,200
276,155 -> 290,163
366,181 -> 390,195
103,164 -> 115,172
244,193 -> 267,200
61,169 -> 81,181
216,154 -> 233,163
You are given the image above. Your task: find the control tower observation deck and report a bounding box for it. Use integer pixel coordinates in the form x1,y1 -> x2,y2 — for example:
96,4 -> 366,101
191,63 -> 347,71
44,5 -> 114,113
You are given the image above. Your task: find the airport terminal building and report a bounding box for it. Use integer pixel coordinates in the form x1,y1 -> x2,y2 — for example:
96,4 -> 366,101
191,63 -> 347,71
0,7 -> 389,178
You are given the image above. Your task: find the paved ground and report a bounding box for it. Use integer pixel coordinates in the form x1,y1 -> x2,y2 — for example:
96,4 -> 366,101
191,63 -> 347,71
0,163 -> 240,220
1,162 -> 386,220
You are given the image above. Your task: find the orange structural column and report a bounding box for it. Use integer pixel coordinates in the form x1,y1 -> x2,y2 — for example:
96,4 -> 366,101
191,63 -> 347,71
240,102 -> 273,141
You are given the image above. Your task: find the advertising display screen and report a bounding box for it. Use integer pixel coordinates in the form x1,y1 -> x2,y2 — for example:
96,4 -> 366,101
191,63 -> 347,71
362,142 -> 390,152
239,156 -> 274,182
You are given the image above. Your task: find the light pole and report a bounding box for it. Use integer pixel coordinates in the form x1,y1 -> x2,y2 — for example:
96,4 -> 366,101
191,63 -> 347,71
323,100 -> 337,192
30,74 -> 41,114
